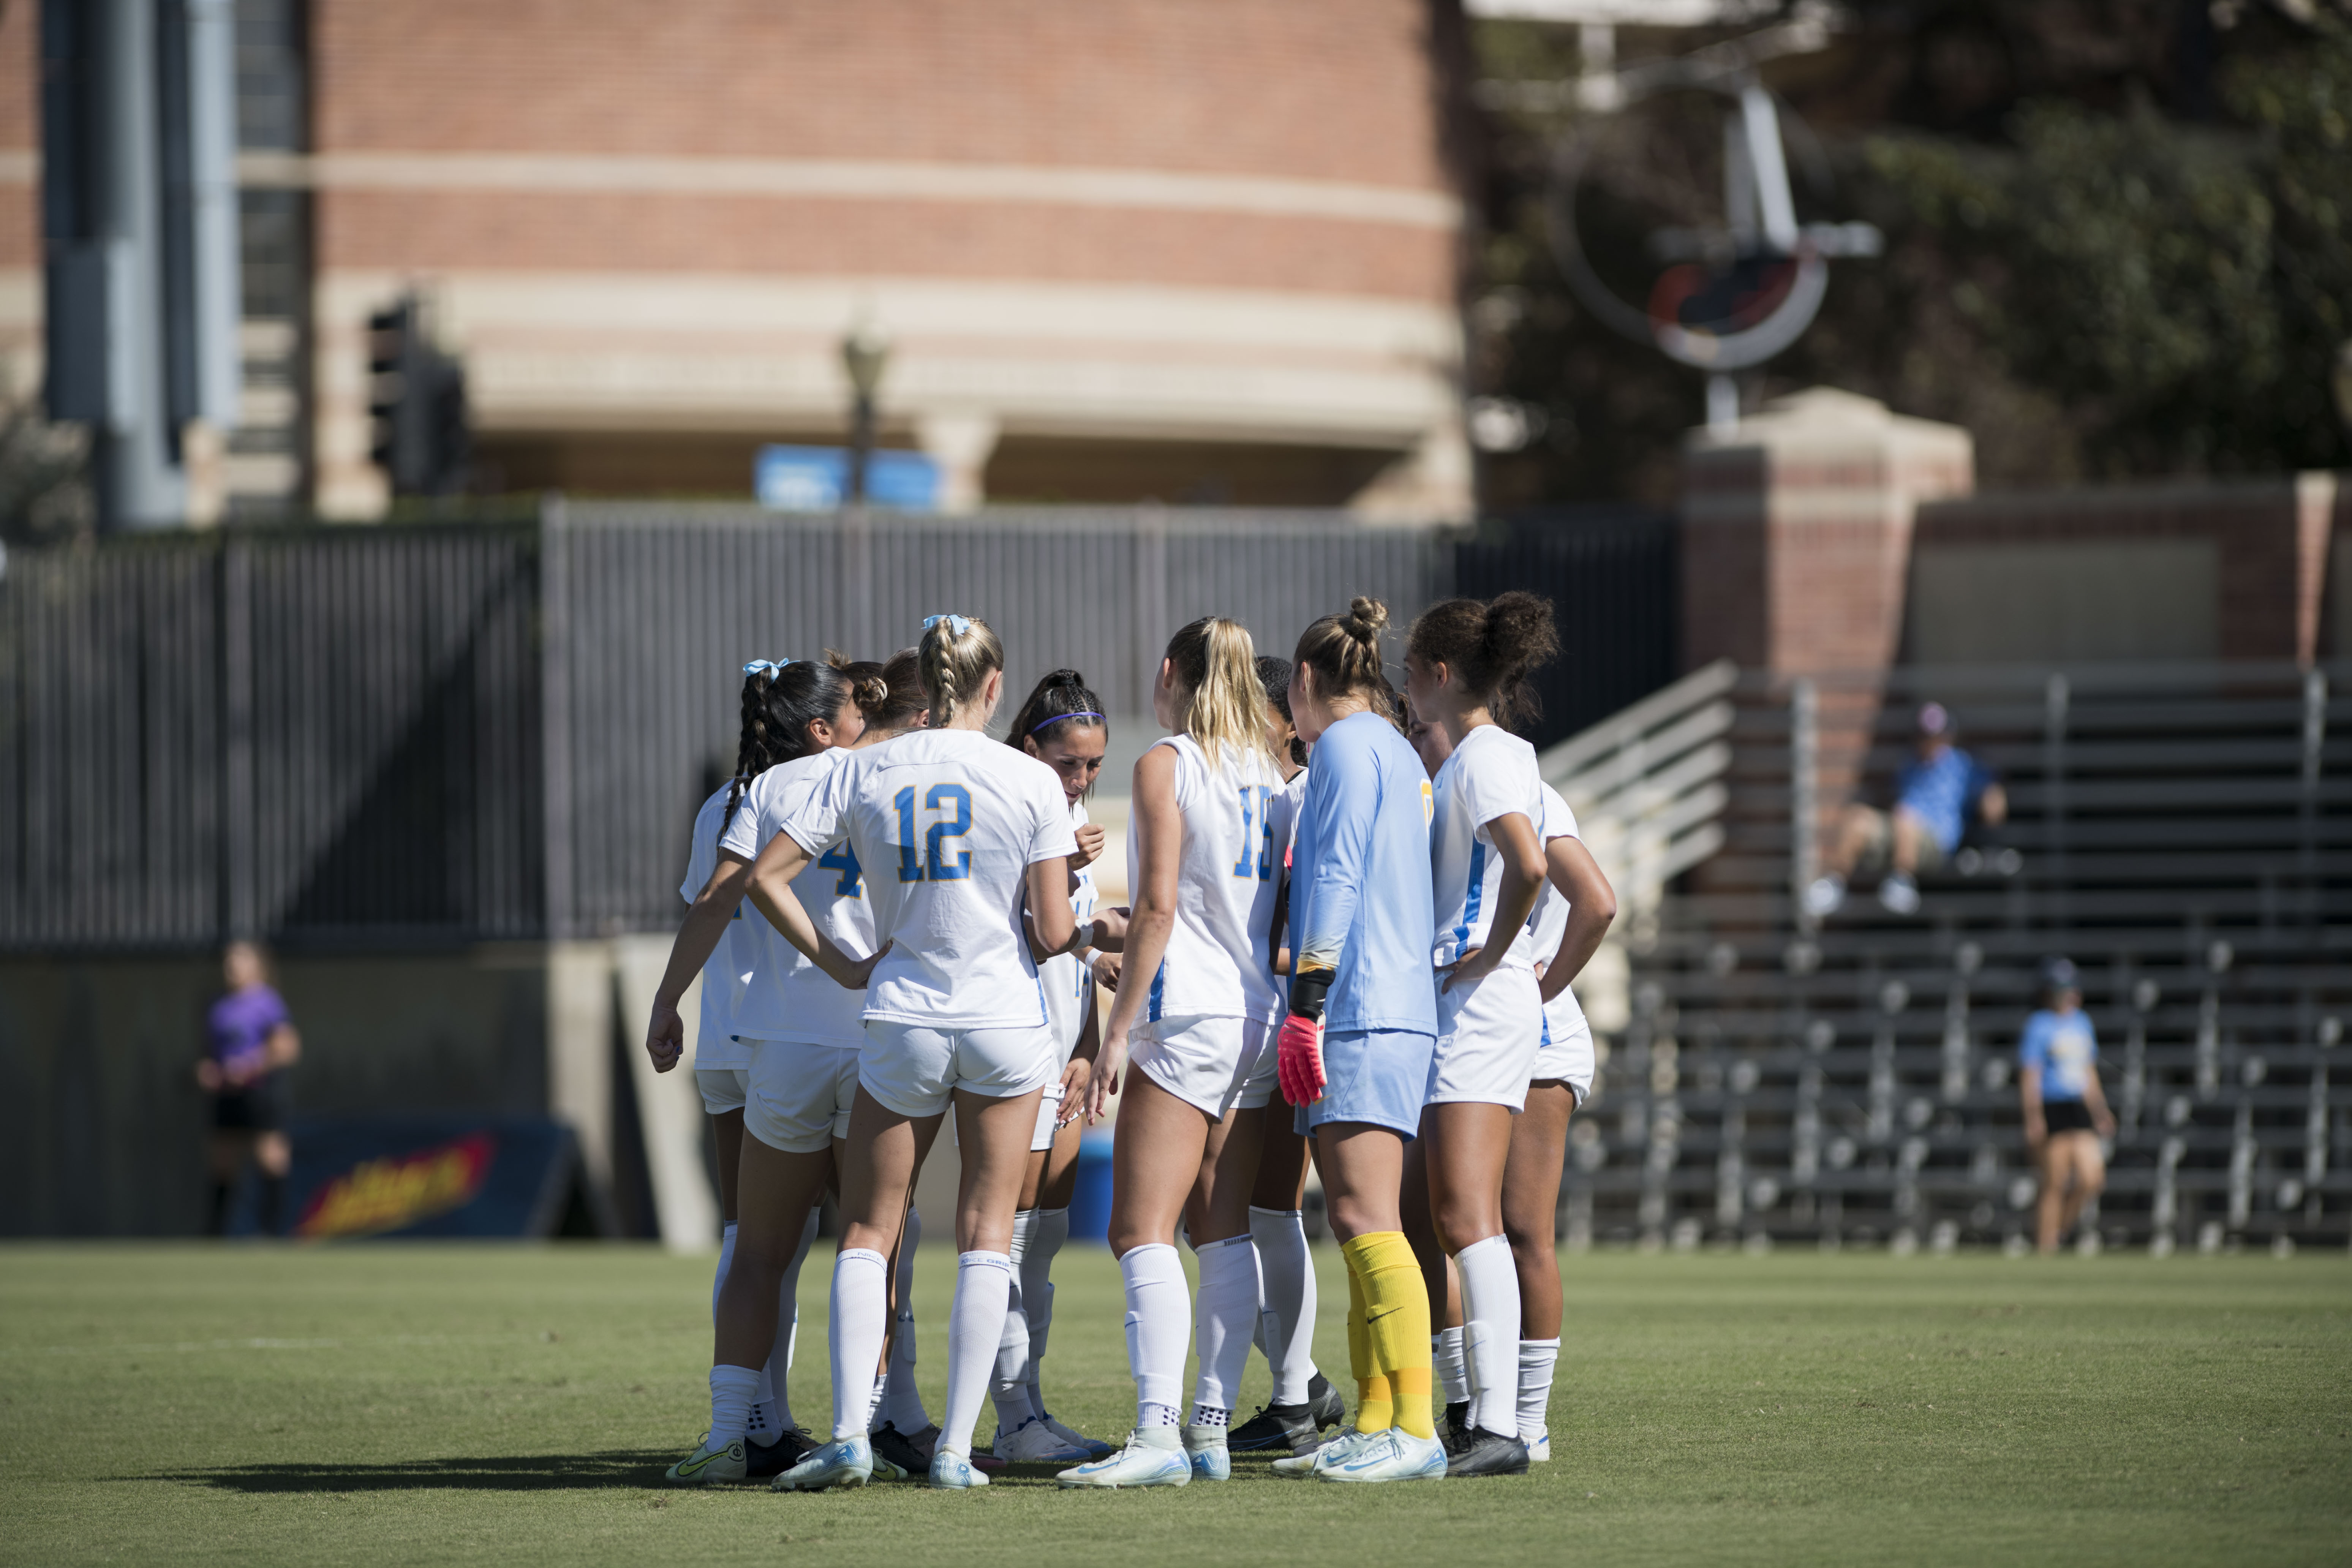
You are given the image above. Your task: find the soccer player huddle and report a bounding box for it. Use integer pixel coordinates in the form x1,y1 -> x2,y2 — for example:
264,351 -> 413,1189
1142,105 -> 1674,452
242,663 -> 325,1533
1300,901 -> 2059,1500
645,590 -> 1615,1491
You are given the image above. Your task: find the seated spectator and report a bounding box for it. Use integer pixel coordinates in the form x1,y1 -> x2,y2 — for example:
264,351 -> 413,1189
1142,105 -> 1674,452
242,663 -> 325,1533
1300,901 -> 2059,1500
1805,701 -> 2006,917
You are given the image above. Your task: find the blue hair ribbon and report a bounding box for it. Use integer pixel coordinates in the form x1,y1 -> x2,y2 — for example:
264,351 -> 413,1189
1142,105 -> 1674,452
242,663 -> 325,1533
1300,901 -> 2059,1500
922,613 -> 973,637
1030,710 -> 1104,735
741,658 -> 793,678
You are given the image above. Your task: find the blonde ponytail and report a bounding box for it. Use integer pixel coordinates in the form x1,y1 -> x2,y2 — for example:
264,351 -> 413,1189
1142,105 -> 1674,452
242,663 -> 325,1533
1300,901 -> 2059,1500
1164,615 -> 1272,773
917,613 -> 1005,727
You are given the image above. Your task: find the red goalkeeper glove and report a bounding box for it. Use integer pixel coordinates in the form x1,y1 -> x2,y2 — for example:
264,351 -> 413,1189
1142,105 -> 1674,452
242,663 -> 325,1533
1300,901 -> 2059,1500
1277,1015 -> 1326,1106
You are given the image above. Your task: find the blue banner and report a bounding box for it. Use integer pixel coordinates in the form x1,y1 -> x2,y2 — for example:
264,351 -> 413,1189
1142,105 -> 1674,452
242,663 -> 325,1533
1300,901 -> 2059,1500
756,444 -> 940,511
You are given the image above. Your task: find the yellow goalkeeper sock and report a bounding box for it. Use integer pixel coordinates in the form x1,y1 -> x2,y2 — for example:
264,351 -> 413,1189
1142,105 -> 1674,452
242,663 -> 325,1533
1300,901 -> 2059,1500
1344,1230 -> 1434,1440
1345,1246 -> 1391,1433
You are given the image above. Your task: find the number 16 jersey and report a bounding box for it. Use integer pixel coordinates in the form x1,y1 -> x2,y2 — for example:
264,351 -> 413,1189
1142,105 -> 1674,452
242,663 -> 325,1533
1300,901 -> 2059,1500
1126,734 -> 1288,1025
783,728 -> 1078,1031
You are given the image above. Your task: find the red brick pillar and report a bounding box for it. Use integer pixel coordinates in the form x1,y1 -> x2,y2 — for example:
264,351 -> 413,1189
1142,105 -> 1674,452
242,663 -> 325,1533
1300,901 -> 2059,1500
1680,389 -> 1975,878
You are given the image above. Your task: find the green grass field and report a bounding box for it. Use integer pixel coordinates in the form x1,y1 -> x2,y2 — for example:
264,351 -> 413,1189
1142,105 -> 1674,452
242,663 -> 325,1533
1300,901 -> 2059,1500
2,1243 -> 2347,1567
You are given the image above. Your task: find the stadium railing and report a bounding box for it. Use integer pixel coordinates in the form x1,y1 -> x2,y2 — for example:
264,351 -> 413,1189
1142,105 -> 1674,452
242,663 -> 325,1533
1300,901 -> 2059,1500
1552,661 -> 2350,1255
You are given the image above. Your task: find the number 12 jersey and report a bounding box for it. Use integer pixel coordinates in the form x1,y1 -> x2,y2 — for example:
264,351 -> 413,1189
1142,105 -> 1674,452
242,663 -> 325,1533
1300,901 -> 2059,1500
782,728 -> 1077,1031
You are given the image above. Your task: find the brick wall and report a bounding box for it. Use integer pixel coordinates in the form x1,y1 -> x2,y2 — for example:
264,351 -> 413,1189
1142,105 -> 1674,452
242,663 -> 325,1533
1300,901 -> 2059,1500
310,0 -> 1453,184
296,0 -> 1473,516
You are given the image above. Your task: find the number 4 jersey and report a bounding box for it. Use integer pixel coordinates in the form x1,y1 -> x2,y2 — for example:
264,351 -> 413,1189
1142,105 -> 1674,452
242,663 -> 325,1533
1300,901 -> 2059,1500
720,748 -> 877,1048
782,729 -> 1078,1031
1125,733 -> 1288,1026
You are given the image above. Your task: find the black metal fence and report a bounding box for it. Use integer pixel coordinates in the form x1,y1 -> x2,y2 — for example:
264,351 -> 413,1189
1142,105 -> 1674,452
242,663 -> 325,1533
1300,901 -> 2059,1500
3,504 -> 1671,952
0,525 -> 541,950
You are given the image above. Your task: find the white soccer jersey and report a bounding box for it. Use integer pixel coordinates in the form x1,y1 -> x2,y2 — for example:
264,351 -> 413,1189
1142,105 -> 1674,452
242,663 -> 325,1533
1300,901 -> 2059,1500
782,729 -> 1078,1030
719,749 -> 877,1048
1429,724 -> 1547,969
680,786 -> 759,1072
1525,781 -> 1594,1049
1039,797 -> 1101,1065
1275,765 -> 1309,1006
1126,734 -> 1287,1025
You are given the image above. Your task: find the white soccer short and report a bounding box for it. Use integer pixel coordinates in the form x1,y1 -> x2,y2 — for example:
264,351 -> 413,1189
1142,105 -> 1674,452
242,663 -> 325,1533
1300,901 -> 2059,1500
1529,1008 -> 1595,1108
695,1065 -> 749,1116
743,1037 -> 860,1154
1133,1013 -> 1276,1119
1428,965 -> 1545,1112
1031,1080 -> 1069,1152
859,1021 -> 1055,1119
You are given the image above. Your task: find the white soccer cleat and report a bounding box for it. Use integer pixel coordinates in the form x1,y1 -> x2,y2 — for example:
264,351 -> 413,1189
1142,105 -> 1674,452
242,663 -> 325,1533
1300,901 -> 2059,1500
1041,1411 -> 1113,1460
928,1449 -> 990,1489
1273,1426 -> 1372,1477
770,1434 -> 873,1492
1183,1423 -> 1231,1481
663,1434 -> 746,1485
991,1416 -> 1091,1463
1054,1428 -> 1190,1488
1527,1431 -> 1550,1463
1315,1428 -> 1447,1484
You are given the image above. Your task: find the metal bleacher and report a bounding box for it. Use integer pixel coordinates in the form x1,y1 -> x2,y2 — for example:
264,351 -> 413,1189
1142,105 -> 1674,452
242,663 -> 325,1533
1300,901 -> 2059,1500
1545,661 -> 2352,1255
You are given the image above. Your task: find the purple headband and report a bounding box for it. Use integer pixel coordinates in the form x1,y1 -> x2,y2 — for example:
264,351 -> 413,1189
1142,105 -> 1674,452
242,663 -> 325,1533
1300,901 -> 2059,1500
1030,710 -> 1104,735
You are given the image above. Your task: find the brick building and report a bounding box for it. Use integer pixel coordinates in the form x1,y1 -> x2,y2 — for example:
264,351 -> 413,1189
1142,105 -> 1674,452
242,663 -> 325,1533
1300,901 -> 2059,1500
0,0 -> 1478,520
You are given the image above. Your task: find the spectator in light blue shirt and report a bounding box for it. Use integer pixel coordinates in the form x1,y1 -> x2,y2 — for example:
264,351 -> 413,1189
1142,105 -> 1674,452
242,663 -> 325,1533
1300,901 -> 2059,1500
1806,701 -> 2007,917
2018,956 -> 2113,1254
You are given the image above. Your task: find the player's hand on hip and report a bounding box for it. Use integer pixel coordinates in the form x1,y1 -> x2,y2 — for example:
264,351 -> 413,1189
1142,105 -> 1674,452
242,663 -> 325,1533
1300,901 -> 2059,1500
1277,1016 -> 1325,1106
645,1002 -> 684,1073
827,939 -> 893,990
1438,945 -> 1495,995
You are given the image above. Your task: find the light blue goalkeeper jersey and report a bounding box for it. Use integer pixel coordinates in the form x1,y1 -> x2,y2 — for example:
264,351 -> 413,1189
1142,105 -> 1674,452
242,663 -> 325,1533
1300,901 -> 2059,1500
1290,709 -> 1439,1037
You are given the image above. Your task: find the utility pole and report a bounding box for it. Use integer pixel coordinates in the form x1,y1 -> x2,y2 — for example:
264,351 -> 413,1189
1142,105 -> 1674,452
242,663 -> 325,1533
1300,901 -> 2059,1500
41,0 -> 240,531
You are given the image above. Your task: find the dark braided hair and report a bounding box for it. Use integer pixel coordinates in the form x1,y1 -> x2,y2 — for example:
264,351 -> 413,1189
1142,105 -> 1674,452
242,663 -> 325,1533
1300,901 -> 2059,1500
1256,653 -> 1307,768
1007,669 -> 1106,752
723,660 -> 855,831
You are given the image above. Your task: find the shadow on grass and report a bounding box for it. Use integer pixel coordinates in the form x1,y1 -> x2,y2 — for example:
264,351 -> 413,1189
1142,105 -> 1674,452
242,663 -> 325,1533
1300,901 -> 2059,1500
135,1451 -> 680,1493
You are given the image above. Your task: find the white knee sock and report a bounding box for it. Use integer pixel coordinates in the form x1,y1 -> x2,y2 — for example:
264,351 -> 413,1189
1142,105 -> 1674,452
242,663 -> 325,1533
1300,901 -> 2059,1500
1455,1234 -> 1522,1438
884,1209 -> 930,1434
715,1221 -> 784,1443
1120,1242 -> 1190,1426
1518,1337 -> 1560,1443
1247,1205 -> 1317,1405
938,1251 -> 1014,1458
1024,1207 -> 1069,1410
1435,1325 -> 1468,1405
992,1209 -> 1040,1428
827,1247 -> 889,1442
767,1208 -> 818,1433
708,1362 -> 762,1449
1191,1233 -> 1258,1418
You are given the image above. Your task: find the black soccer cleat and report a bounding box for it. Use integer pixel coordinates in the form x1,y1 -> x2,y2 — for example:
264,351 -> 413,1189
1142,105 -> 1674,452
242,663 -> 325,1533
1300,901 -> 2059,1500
1227,1401 -> 1321,1453
1443,1400 -> 1471,1444
1444,1426 -> 1530,1478
1306,1372 -> 1346,1433
744,1429 -> 817,1478
867,1422 -> 929,1481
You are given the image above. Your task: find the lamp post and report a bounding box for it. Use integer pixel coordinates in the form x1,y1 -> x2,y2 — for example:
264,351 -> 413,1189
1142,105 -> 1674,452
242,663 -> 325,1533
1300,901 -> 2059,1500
841,320 -> 890,504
